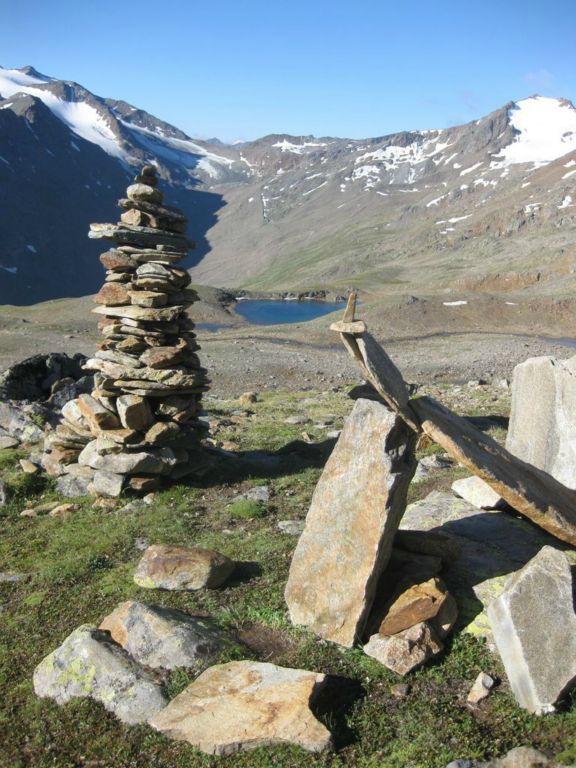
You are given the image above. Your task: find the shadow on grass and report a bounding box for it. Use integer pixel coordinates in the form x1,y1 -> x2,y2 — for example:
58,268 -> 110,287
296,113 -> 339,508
311,675 -> 365,750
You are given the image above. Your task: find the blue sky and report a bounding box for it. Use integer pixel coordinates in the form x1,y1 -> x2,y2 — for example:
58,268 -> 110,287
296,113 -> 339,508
2,0 -> 575,142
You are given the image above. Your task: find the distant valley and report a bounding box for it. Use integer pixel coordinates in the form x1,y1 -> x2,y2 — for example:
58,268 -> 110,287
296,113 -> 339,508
1,65 -> 576,305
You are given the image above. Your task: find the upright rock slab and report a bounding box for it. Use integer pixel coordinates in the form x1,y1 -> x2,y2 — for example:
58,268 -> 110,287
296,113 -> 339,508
487,546 -> 576,714
33,625 -> 167,724
285,398 -> 417,647
506,355 -> 576,489
149,660 -> 332,755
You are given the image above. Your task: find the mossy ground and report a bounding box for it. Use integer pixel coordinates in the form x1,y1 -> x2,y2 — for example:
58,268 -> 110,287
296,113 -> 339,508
1,385 -> 575,768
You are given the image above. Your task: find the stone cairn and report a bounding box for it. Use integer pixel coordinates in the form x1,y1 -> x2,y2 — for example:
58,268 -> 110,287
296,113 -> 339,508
41,165 -> 209,496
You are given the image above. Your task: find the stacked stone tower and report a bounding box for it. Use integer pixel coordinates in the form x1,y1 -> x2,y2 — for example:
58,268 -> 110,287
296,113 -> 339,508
42,166 -> 209,495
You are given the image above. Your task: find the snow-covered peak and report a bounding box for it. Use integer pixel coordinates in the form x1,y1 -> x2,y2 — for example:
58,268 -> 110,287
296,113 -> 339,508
0,66 -> 53,95
492,96 -> 576,168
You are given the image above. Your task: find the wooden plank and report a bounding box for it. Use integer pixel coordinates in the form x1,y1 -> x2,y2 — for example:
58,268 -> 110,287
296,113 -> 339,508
411,395 -> 576,547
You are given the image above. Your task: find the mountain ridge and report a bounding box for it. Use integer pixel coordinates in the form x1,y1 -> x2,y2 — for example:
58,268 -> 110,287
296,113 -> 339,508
1,65 -> 575,304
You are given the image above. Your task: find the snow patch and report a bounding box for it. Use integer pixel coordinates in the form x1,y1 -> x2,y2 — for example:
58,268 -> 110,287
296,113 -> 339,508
491,96 -> 576,168
272,139 -> 328,154
443,300 -> 468,306
26,244 -> 37,253
0,265 -> 17,274
558,195 -> 573,209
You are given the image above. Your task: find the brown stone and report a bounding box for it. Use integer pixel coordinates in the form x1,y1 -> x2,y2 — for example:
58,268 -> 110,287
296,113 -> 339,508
99,250 -> 137,271
378,577 -> 451,637
140,345 -> 185,369
116,337 -> 148,354
128,290 -> 168,308
134,545 -> 235,590
116,394 -> 153,431
49,503 -> 78,518
329,320 -> 367,334
411,396 -> 576,546
19,459 -> 40,474
128,476 -> 160,493
285,398 -> 417,647
92,304 -> 184,323
149,661 -> 332,755
77,394 -> 121,432
145,421 -> 181,444
94,283 -> 131,306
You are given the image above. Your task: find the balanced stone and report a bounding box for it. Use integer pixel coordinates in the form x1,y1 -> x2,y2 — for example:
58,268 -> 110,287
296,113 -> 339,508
364,622 -> 443,675
285,398 -> 417,647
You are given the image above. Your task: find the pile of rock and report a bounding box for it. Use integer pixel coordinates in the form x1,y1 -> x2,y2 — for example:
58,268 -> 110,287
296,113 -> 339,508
41,166 -> 209,495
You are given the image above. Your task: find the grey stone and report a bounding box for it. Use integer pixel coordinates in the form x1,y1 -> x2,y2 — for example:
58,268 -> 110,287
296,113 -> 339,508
506,355 -> 576,489
78,440 -> 180,475
285,398 -> 417,647
487,546 -> 576,714
363,621 -> 443,675
100,601 -> 236,670
413,461 -> 430,482
0,572 -> 30,583
55,467 -> 94,497
0,479 -> 6,507
452,476 -> 505,510
134,545 -> 235,591
277,520 -> 305,536
400,491 -> 576,641
0,401 -> 44,443
92,470 -> 125,497
284,414 -> 310,425
236,485 -> 270,503
33,624 -> 167,724
0,434 -> 19,449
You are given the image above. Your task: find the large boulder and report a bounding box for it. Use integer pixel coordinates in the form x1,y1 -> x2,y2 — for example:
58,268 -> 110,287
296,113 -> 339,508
149,660 -> 332,754
506,355 -> 576,489
99,601 -> 236,670
285,398 -> 417,647
33,625 -> 167,724
487,546 -> 576,714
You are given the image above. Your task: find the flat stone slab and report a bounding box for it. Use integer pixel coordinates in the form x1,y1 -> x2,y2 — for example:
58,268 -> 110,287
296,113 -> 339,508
411,395 -> 576,546
100,601 -> 236,670
149,660 -> 332,755
285,398 -> 416,647
33,624 -> 167,724
400,491 -> 576,641
488,546 -> 576,714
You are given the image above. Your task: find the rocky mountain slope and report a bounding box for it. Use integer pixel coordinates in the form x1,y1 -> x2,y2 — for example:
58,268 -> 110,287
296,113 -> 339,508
1,65 -> 576,304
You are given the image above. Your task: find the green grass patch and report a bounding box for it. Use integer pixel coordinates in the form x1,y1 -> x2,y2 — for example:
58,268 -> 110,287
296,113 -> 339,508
1,387 -> 574,767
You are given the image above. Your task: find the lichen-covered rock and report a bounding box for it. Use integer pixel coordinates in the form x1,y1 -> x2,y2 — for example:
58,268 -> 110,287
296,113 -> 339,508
134,544 -> 235,590
32,625 -> 167,724
100,601 -> 236,670
488,546 -> 576,714
149,660 -> 332,754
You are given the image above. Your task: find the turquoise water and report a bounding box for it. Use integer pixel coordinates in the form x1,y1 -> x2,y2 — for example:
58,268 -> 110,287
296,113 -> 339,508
234,299 -> 346,325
